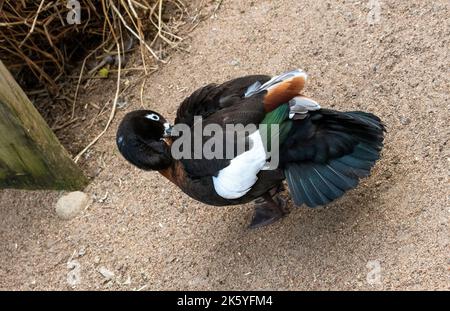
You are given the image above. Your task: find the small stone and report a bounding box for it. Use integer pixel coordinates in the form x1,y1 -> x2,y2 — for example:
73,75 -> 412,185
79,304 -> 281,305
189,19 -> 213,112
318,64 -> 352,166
391,157 -> 400,165
343,12 -> 354,22
399,116 -> 411,125
55,191 -> 89,220
122,276 -> 132,285
116,97 -> 127,109
78,247 -> 86,257
94,256 -> 101,264
98,267 -> 115,280
229,59 -> 240,66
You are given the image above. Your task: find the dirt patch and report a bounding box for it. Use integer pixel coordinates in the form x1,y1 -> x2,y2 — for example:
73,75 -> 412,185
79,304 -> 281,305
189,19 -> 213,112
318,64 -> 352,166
0,0 -> 449,290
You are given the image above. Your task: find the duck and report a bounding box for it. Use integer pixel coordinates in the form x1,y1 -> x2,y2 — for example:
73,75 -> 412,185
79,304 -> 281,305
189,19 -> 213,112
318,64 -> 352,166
116,69 -> 385,228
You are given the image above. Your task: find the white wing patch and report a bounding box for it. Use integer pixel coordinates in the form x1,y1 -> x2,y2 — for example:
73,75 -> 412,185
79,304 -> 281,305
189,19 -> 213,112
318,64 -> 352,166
288,96 -> 321,120
212,131 -> 267,199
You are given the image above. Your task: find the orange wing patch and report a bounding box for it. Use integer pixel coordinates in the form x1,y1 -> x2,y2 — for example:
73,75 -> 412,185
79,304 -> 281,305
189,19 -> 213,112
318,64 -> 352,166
263,75 -> 307,112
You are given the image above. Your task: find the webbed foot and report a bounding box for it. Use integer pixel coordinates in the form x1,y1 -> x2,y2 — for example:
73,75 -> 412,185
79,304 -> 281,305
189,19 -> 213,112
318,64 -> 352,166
248,193 -> 288,229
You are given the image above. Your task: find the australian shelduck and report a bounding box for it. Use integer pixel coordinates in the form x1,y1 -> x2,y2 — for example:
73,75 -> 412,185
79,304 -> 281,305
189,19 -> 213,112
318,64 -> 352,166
116,69 -> 385,228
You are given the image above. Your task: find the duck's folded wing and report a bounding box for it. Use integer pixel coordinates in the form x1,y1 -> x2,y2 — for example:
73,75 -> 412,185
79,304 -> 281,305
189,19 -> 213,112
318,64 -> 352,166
174,75 -> 270,126
281,109 -> 385,207
174,70 -> 309,179
176,93 -> 267,179
173,75 -> 271,179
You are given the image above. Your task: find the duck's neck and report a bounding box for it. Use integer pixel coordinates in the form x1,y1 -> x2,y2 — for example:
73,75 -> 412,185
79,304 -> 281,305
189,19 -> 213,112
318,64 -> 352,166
158,138 -> 177,183
158,160 -> 184,186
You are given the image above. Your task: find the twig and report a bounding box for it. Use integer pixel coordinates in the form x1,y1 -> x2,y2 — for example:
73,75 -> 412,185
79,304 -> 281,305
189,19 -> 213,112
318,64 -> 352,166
110,1 -> 161,61
19,0 -> 45,47
74,42 -> 121,163
136,284 -> 148,291
52,117 -> 79,131
140,76 -> 147,108
213,0 -> 223,16
127,0 -> 139,19
71,42 -> 107,120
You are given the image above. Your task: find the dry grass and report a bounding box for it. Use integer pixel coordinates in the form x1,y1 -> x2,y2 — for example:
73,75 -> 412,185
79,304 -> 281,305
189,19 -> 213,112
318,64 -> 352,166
0,0 -> 194,160
0,0 -> 187,99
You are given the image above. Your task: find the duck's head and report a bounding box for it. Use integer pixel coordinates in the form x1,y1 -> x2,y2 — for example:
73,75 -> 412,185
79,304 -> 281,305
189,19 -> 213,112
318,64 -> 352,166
116,110 -> 173,171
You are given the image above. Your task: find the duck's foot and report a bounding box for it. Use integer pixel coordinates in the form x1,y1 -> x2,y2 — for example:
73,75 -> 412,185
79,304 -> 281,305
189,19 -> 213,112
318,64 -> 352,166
248,193 -> 287,229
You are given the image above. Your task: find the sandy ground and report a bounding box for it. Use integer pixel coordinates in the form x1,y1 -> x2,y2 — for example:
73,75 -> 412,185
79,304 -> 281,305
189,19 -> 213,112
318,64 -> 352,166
1,0 -> 449,290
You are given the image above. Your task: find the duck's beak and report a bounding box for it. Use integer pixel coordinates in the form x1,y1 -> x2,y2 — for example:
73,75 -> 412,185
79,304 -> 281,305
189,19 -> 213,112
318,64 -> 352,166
163,122 -> 173,138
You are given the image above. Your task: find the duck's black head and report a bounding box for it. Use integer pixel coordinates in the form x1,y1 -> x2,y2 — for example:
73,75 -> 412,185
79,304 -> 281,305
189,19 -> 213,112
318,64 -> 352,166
116,110 -> 173,171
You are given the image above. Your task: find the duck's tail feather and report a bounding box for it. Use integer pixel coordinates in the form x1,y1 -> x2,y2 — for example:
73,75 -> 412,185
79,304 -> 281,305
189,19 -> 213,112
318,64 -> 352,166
284,111 -> 385,207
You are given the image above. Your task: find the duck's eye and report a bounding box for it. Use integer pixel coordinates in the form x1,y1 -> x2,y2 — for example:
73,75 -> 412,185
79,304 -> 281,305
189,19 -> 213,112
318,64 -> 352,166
145,113 -> 160,121
117,135 -> 124,145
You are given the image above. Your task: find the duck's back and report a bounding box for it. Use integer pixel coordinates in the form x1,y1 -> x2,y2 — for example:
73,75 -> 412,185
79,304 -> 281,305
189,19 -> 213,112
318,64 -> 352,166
164,74 -> 286,205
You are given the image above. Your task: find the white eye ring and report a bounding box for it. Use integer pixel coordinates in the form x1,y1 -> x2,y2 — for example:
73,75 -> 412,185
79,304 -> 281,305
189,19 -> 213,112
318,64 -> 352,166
145,113 -> 160,121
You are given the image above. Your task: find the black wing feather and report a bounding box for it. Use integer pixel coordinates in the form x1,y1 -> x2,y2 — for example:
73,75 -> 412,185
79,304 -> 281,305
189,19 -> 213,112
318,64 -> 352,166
282,109 -> 385,207
175,75 -> 270,126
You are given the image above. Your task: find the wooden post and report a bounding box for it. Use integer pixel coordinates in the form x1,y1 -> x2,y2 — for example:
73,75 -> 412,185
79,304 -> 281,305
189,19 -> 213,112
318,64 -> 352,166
0,60 -> 88,190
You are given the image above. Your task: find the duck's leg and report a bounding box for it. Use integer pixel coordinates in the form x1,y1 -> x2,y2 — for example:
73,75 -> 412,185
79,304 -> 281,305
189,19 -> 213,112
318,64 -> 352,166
248,189 -> 287,229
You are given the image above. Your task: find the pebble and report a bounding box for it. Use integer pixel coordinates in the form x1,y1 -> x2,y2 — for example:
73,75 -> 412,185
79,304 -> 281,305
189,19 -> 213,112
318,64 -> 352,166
399,116 -> 411,125
78,247 -> 86,257
116,97 -> 127,109
122,276 -> 132,285
343,11 -> 354,22
98,267 -> 115,280
55,191 -> 89,220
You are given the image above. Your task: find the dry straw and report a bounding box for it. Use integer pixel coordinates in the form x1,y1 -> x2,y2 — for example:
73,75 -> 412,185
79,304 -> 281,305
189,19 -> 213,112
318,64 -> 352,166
0,0 -> 187,161
0,0 -> 186,97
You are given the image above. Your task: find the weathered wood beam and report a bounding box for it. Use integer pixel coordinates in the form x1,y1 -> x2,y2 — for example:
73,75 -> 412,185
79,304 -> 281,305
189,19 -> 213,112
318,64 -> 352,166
0,60 -> 88,190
